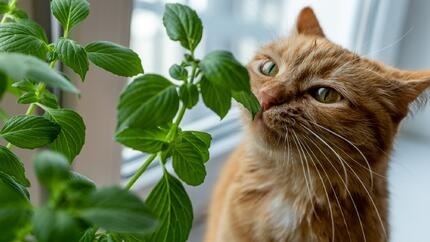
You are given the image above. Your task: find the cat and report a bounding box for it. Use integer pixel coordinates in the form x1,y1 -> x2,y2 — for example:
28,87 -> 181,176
204,7 -> 430,242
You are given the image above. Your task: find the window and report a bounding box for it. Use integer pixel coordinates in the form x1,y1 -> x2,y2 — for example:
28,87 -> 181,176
127,0 -> 367,241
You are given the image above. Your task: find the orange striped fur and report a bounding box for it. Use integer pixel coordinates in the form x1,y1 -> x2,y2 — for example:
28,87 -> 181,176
204,7 -> 430,242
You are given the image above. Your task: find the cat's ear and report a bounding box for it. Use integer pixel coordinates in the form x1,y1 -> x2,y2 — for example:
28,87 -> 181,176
389,70 -> 430,119
295,7 -> 325,37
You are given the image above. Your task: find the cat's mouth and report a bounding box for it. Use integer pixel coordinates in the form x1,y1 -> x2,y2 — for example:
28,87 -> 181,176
256,106 -> 297,135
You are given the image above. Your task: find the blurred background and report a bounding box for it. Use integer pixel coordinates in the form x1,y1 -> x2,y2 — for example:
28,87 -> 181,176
2,0 -> 430,241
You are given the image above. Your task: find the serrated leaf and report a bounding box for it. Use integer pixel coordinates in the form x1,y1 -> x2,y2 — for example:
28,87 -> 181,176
34,151 -> 71,190
0,53 -> 79,93
40,91 -> 60,108
169,64 -> 187,81
200,77 -> 231,119
17,92 -> 38,104
0,146 -> 30,187
232,90 -> 261,118
200,50 -> 250,91
78,187 -> 157,234
33,207 -> 84,242
11,80 -> 35,92
163,3 -> 203,52
41,107 -> 86,162
18,90 -> 59,108
145,171 -> 193,242
0,20 -> 49,59
56,38 -> 89,80
86,41 -> 143,77
171,130 -> 211,186
115,127 -> 169,153
51,0 -> 89,33
0,171 -> 32,242
179,83 -> 199,109
117,74 -> 179,130
0,115 -> 61,149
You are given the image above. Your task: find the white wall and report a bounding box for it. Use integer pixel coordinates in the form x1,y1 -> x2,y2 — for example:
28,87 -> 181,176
389,1 -> 430,242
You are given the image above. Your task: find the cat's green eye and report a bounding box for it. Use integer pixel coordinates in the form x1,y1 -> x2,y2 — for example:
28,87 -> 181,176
260,60 -> 278,76
311,87 -> 343,104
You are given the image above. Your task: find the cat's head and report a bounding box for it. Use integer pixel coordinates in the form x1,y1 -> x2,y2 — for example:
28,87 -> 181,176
246,7 -> 430,164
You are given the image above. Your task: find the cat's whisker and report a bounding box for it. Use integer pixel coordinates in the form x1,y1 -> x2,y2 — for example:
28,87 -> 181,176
290,130 -> 316,214
296,133 -> 336,242
311,122 -> 377,188
302,125 -> 387,240
332,153 -> 388,240
282,127 -> 289,171
301,134 -> 353,242
300,125 -> 367,242
300,125 -> 349,188
310,122 -> 387,180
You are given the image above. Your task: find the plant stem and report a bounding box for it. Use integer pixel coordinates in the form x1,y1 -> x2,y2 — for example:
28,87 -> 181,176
125,153 -> 157,190
126,54 -> 199,190
5,60 -> 57,150
1,0 -> 18,24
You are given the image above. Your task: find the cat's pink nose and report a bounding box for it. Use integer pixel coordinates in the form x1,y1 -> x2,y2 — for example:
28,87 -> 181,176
258,89 -> 284,111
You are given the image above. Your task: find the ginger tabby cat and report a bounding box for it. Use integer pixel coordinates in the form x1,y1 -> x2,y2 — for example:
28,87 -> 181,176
204,7 -> 430,242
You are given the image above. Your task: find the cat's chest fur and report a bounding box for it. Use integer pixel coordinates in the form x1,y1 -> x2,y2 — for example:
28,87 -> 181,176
264,193 -> 307,241
231,165 -> 319,242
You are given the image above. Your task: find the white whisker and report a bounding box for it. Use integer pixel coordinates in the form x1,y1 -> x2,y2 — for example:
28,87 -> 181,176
296,132 -> 336,242
301,124 -> 367,242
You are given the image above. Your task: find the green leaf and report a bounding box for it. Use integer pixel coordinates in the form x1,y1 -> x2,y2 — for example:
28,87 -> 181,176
40,91 -> 60,108
115,127 -> 169,153
56,38 -> 89,80
0,20 -> 49,59
18,90 -> 60,108
117,74 -> 179,130
0,172 -> 32,242
11,9 -> 28,19
171,130 -> 211,186
42,107 -> 86,162
0,146 -> 30,187
34,151 -> 71,190
200,50 -> 250,91
11,80 -> 35,92
85,41 -> 143,77
0,2 -> 9,14
0,108 -> 7,124
17,92 -> 38,104
232,90 -> 261,118
169,64 -> 187,81
200,77 -> 231,119
179,83 -> 199,109
79,228 -> 96,242
33,207 -> 84,242
51,0 -> 90,33
78,187 -> 157,234
0,53 -> 79,94
145,171 -> 193,242
163,3 -> 203,52
0,115 -> 61,149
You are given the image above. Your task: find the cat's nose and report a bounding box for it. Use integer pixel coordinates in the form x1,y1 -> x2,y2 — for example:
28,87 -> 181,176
258,89 -> 285,111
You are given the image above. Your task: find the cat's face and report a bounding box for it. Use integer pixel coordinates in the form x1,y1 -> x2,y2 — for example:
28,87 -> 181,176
246,8 -> 430,165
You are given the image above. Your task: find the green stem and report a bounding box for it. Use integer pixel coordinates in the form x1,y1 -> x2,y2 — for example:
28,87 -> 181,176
1,0 -> 18,24
126,54 -> 199,190
125,153 -> 157,190
5,60 -> 57,150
